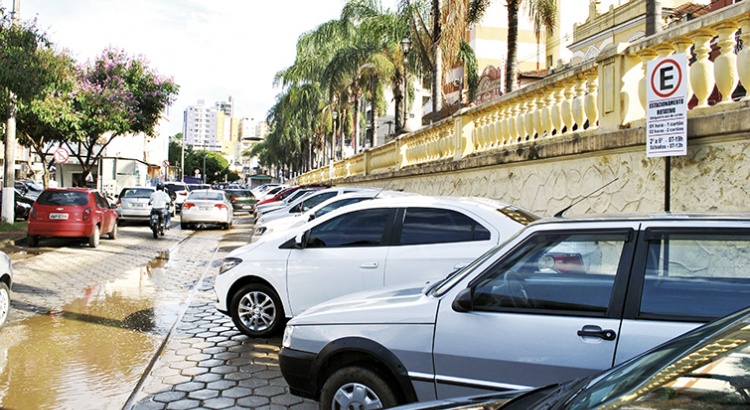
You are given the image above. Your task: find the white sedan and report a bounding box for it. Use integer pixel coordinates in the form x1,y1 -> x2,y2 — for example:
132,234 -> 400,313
180,189 -> 233,230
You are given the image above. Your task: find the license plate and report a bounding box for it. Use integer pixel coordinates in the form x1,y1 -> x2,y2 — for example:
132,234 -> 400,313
199,206 -> 211,211
50,213 -> 69,220
133,203 -> 144,208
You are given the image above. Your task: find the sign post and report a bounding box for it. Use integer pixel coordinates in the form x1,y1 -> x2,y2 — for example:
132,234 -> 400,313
647,53 -> 688,211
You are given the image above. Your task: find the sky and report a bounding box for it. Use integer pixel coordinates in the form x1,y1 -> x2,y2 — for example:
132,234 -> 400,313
13,0 -> 397,136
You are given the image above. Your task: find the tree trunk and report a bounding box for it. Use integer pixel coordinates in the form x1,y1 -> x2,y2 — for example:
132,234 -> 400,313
432,0 -> 443,123
505,0 -> 520,93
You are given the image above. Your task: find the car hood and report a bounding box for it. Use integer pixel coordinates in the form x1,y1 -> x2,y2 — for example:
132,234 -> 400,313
289,282 -> 440,325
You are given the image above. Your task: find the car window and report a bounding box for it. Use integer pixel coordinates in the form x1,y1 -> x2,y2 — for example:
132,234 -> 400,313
471,232 -> 629,313
299,192 -> 337,212
122,188 -> 153,198
640,231 -> 750,320
37,191 -> 89,206
94,192 -> 109,209
314,198 -> 368,218
306,208 -> 391,248
398,207 -> 491,245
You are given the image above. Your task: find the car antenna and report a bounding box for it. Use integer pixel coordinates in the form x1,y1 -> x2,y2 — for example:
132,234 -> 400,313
374,181 -> 394,199
554,177 -> 619,218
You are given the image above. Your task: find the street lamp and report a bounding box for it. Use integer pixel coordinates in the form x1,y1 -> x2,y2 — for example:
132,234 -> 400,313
400,37 -> 412,133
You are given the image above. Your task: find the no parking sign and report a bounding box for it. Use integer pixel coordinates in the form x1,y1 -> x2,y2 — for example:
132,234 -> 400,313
646,53 -> 688,157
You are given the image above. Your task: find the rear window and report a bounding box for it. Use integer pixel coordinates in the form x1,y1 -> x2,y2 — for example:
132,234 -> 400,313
165,184 -> 188,192
121,188 -> 153,198
189,191 -> 224,201
37,191 -> 89,206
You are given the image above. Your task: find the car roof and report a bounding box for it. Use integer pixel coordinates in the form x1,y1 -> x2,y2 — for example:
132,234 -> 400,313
532,212 -> 750,225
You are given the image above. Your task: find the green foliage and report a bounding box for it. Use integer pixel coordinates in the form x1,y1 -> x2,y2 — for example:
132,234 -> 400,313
0,13 -> 52,104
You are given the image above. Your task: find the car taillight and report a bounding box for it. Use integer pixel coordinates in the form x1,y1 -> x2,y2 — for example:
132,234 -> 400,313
182,202 -> 195,210
83,208 -> 91,220
30,206 -> 37,220
214,204 -> 227,210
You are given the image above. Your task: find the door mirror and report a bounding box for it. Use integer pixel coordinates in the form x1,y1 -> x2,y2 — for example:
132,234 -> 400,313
452,288 -> 474,313
295,231 -> 308,249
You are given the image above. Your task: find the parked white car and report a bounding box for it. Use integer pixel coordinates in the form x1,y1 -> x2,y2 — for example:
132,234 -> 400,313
251,189 -> 414,243
180,189 -> 233,229
0,251 -> 12,329
215,196 -> 539,337
256,187 -> 377,226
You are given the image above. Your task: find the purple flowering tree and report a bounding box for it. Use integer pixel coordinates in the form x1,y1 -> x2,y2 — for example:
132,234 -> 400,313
64,48 -> 179,185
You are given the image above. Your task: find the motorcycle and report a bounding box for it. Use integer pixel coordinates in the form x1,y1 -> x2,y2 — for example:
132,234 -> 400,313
149,208 -> 167,238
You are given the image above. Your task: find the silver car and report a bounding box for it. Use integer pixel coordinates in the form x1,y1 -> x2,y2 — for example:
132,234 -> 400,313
279,213 -> 750,409
116,186 -> 155,223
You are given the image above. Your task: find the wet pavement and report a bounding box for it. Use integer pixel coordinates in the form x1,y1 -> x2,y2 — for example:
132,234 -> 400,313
1,214 -> 317,410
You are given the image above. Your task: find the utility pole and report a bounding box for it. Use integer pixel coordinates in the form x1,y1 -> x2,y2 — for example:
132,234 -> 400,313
3,0 -> 21,224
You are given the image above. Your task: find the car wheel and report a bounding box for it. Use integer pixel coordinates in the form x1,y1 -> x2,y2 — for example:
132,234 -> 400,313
89,225 -> 100,248
27,235 -> 39,247
108,223 -> 118,240
0,281 -> 9,328
230,283 -> 284,338
320,366 -> 399,410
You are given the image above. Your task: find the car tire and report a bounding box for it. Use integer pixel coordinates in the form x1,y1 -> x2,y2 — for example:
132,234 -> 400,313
181,223 -> 189,230
108,223 -> 118,240
320,366 -> 399,410
0,281 -> 9,329
89,225 -> 100,248
27,235 -> 39,247
230,283 -> 284,338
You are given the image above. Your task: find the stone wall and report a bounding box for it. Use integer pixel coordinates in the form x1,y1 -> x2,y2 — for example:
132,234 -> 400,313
334,103 -> 750,217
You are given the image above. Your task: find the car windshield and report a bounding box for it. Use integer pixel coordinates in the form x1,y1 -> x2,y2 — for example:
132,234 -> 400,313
37,191 -> 88,206
122,188 -> 153,198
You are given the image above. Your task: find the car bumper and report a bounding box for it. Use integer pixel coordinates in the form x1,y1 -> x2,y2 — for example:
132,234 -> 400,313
279,347 -> 320,400
28,221 -> 95,238
181,210 -> 231,224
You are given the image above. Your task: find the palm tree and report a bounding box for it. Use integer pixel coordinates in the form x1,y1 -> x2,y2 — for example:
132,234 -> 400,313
470,0 -> 555,93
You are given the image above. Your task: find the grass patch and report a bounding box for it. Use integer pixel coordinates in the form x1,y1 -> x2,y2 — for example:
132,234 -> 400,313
0,221 -> 27,232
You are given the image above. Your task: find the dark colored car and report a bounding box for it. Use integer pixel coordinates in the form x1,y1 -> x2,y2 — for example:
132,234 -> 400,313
392,304 -> 750,409
27,188 -> 118,248
164,182 -> 190,212
223,189 -> 256,213
0,188 -> 35,220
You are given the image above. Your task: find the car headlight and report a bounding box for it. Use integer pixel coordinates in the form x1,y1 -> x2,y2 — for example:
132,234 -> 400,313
219,257 -> 242,274
282,325 -> 294,348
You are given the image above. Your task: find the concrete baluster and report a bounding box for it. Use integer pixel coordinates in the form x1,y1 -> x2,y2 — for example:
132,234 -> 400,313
474,112 -> 485,151
714,23 -> 739,104
517,100 -> 527,142
561,80 -> 575,133
638,49 -> 658,111
507,100 -> 518,144
550,85 -> 563,136
674,37 -> 694,101
572,75 -> 586,130
524,97 -> 536,140
691,30 -> 716,108
496,106 -> 507,145
534,92 -> 545,138
739,18 -> 750,101
584,69 -> 599,129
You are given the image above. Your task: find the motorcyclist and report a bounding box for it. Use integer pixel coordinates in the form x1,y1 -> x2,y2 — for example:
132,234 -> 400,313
149,182 -> 173,229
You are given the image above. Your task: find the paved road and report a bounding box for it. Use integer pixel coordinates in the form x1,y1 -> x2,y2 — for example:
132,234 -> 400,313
3,214 -> 317,410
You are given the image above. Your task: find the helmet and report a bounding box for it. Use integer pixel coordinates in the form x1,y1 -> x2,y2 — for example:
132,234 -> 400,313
156,182 -> 165,191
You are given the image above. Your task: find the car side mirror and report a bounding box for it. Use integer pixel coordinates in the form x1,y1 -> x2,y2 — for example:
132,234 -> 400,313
308,214 -> 316,222
452,288 -> 474,313
295,231 -> 308,249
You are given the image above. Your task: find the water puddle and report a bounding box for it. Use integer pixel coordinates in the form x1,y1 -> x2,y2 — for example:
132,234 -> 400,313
0,251 -> 182,409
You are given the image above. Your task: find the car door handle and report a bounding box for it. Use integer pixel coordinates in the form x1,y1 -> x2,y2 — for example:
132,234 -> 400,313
360,262 -> 379,269
577,326 -> 617,341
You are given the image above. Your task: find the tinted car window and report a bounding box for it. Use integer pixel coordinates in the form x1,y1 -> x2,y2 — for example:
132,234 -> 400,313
121,188 -> 153,198
399,207 -> 491,245
94,192 -> 109,208
307,208 -> 391,248
37,191 -> 89,206
640,231 -> 750,319
472,232 -> 628,313
314,198 -> 368,218
297,192 -> 337,212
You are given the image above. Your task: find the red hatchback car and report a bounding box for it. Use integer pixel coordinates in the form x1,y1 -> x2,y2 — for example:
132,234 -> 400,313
27,188 -> 118,248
